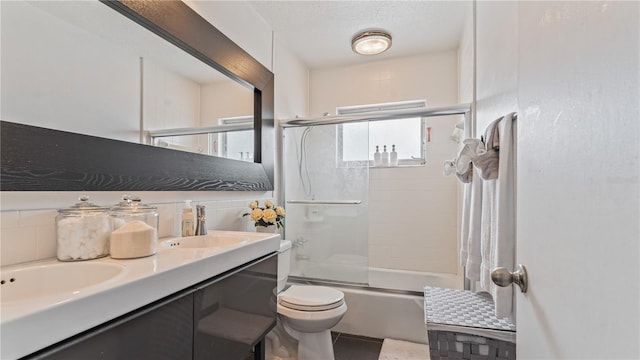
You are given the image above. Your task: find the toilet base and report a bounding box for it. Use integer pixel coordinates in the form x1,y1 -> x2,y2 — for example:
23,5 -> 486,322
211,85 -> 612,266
296,330 -> 334,360
265,318 -> 298,360
269,320 -> 337,360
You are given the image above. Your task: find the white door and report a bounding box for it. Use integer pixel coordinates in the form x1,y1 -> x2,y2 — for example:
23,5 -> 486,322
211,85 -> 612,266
515,2 -> 639,359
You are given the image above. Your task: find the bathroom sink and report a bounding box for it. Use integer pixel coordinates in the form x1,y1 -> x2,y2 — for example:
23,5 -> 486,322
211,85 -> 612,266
160,234 -> 249,249
0,262 -> 126,304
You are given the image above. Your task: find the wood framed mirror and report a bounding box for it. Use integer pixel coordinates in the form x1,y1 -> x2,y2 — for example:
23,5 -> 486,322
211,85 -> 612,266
0,0 -> 274,191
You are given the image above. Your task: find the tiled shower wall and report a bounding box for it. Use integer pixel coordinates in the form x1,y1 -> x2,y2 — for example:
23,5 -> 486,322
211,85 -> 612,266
309,50 -> 462,275
368,115 -> 460,274
0,198 -> 270,267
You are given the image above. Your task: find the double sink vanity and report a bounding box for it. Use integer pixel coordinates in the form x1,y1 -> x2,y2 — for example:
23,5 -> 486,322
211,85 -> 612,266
1,231 -> 280,359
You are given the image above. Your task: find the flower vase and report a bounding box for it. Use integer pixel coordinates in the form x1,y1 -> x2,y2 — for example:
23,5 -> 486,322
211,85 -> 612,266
256,225 -> 276,233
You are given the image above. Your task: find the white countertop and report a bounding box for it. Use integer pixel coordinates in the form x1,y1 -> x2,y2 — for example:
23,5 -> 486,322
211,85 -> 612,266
0,230 -> 280,359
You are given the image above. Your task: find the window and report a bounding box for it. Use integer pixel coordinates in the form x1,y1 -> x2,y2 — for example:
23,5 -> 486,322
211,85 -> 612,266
337,100 -> 427,167
217,116 -> 253,161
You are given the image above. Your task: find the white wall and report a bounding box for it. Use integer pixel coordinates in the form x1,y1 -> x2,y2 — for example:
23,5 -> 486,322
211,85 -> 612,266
458,5 -> 475,107
305,51 -> 462,275
183,0 -> 273,70
143,58 -> 204,150
310,51 -> 459,115
1,1 -> 140,142
476,1 -> 518,132
273,34 -> 311,203
0,1 -> 309,267
200,81 -> 254,126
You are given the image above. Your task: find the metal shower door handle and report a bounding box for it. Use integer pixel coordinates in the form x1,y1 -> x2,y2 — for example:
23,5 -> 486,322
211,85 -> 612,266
491,264 -> 528,293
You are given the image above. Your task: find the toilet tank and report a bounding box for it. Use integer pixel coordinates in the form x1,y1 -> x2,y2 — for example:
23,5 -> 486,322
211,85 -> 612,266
277,240 -> 292,293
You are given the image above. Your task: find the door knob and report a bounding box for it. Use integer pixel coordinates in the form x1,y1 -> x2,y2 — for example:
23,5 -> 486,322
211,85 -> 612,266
491,264 -> 528,293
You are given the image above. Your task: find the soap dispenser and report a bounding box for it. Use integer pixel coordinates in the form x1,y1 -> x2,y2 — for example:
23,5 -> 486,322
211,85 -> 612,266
181,200 -> 195,237
373,145 -> 381,167
381,145 -> 390,166
390,144 -> 398,166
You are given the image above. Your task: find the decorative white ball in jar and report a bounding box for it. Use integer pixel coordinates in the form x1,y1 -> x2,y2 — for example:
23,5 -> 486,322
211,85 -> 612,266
56,195 -> 111,261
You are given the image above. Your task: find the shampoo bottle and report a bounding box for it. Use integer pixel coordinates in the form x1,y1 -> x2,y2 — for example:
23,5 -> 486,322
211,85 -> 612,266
373,145 -> 381,166
381,145 -> 390,166
181,200 -> 195,237
390,144 -> 398,166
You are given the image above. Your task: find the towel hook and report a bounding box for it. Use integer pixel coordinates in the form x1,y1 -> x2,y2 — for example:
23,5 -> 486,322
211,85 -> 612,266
491,264 -> 528,293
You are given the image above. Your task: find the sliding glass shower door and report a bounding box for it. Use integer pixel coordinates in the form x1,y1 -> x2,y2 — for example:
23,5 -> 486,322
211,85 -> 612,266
283,123 -> 369,285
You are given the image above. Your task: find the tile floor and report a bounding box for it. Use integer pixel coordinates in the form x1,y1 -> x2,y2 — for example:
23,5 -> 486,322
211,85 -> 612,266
332,332 -> 383,360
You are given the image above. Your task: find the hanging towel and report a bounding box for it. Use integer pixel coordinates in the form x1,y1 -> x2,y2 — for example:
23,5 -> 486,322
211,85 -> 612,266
444,144 -> 474,183
477,113 -> 517,319
480,179 -> 498,289
473,118 -> 501,180
450,113 -> 483,281
465,169 -> 483,280
459,181 -> 471,267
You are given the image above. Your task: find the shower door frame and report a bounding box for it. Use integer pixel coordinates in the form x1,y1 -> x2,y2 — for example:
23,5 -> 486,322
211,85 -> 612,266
279,103 -> 472,290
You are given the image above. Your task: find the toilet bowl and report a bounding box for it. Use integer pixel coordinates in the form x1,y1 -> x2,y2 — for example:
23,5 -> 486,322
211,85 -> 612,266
267,240 -> 347,360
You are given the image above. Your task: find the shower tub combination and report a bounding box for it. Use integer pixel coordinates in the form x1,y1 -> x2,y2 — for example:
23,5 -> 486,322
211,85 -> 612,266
281,105 -> 469,344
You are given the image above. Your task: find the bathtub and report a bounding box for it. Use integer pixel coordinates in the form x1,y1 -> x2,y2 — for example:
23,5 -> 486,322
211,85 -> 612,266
290,266 -> 462,344
368,266 -> 461,292
331,287 -> 430,343
292,257 -> 461,292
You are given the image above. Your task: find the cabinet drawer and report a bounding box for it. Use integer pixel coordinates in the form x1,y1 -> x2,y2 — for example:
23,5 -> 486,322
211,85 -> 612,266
28,291 -> 194,360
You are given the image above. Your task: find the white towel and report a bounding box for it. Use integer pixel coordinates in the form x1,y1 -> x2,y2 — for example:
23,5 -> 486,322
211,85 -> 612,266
480,179 -> 498,290
477,113 -> 517,319
458,114 -> 475,269
465,169 -> 483,280
459,180 -> 471,268
444,140 -> 477,183
474,118 -> 501,180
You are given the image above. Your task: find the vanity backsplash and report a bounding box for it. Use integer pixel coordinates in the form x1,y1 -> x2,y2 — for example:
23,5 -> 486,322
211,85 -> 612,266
0,198 -> 267,267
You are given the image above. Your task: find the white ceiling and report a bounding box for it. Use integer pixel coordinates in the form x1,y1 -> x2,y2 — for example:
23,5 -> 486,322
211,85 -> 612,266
249,1 -> 471,69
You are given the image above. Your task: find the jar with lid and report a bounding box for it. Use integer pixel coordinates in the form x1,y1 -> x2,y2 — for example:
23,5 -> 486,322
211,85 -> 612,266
56,195 -> 111,261
109,195 -> 159,259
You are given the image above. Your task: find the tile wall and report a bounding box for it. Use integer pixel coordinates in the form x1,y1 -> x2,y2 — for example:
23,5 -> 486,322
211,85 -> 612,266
0,198 -> 269,267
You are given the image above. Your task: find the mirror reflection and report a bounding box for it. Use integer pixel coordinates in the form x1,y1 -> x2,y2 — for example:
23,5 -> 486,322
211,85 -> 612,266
1,1 -> 254,161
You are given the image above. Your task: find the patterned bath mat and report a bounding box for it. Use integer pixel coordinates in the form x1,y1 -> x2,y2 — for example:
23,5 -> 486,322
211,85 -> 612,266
378,338 -> 430,360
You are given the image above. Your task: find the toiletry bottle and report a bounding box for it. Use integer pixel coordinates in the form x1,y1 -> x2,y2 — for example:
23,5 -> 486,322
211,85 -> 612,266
181,200 -> 194,237
373,145 -> 381,166
381,145 -> 390,166
390,144 -> 398,166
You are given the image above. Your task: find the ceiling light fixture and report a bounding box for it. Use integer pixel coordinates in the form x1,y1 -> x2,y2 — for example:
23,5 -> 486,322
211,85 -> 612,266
351,30 -> 392,56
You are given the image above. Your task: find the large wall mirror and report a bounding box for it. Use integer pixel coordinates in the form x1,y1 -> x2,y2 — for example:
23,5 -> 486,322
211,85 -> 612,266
1,0 -> 274,191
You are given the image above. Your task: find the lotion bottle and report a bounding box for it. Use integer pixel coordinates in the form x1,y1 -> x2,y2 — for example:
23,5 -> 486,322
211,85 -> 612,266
181,200 -> 195,237
390,144 -> 398,166
373,145 -> 381,166
381,145 -> 390,166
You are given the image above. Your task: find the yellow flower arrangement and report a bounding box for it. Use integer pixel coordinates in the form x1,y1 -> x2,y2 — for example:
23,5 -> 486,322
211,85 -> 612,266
243,200 -> 285,228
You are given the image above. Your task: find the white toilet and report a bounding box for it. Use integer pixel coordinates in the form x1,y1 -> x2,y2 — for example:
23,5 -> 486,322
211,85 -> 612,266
271,240 -> 347,360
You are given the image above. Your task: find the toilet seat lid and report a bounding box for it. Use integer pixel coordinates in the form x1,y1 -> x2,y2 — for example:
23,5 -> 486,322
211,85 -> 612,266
279,285 -> 344,311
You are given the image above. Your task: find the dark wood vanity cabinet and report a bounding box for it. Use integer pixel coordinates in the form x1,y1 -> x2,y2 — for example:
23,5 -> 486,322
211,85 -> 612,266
194,255 -> 278,360
25,253 -> 277,360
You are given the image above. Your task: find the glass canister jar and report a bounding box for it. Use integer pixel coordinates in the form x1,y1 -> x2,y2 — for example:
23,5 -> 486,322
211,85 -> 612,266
109,195 -> 159,259
56,195 -> 111,261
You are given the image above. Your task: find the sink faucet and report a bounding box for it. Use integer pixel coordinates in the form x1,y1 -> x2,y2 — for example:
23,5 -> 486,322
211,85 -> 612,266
195,205 -> 207,235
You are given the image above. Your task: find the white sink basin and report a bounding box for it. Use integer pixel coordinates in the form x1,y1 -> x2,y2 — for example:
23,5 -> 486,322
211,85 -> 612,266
160,234 -> 249,249
0,262 -> 126,304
